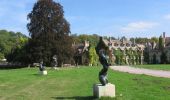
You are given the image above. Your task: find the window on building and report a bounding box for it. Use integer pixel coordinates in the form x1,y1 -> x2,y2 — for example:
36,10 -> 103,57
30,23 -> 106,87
114,43 -> 118,46
120,43 -> 124,47
126,43 -> 130,47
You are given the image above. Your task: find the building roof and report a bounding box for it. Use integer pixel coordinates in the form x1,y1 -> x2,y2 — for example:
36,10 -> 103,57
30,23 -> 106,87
102,38 -> 145,51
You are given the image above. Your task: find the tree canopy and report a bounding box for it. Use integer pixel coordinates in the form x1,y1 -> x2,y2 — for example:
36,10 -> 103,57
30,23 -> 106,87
27,0 -> 73,66
71,34 -> 99,47
0,30 -> 27,60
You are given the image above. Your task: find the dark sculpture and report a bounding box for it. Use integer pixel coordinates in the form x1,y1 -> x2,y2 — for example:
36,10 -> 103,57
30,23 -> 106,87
98,49 -> 110,86
52,55 -> 58,67
96,37 -> 111,86
39,60 -> 45,71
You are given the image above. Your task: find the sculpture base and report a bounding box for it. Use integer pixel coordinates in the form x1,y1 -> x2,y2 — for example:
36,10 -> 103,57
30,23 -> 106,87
39,70 -> 47,75
93,83 -> 115,98
52,67 -> 59,70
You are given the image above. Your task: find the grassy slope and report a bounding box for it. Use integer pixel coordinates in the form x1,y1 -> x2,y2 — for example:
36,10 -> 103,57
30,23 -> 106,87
0,66 -> 170,100
132,64 -> 170,71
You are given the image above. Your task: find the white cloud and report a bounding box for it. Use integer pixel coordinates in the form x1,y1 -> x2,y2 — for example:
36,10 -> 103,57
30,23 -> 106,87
164,14 -> 170,20
120,21 -> 159,33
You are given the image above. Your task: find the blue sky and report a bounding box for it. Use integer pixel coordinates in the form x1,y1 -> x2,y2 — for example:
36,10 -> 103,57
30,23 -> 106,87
1,0 -> 170,38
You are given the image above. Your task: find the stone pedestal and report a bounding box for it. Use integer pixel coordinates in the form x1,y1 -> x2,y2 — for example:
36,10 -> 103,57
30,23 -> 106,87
93,83 -> 115,98
39,70 -> 47,75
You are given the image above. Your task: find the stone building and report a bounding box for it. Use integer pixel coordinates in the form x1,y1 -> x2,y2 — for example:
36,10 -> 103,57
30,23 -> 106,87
100,37 -> 145,65
72,41 -> 90,65
145,32 -> 170,64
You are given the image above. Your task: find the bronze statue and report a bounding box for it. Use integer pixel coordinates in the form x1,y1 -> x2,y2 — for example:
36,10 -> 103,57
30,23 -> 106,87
98,49 -> 109,85
96,37 -> 111,86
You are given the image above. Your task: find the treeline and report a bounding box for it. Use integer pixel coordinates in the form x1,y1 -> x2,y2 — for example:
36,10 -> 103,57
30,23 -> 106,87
0,30 -> 28,60
130,37 -> 159,44
71,34 -> 159,47
0,30 -> 160,62
71,34 -> 99,46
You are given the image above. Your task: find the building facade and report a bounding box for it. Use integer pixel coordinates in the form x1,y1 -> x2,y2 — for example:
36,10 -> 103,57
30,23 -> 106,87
72,41 -> 90,65
100,37 -> 145,65
145,32 -> 170,64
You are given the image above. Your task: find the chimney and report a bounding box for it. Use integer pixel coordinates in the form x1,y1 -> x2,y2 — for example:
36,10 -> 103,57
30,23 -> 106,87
163,32 -> 166,38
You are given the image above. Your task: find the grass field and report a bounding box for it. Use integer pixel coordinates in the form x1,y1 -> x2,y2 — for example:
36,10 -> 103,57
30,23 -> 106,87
132,64 -> 170,71
0,66 -> 170,100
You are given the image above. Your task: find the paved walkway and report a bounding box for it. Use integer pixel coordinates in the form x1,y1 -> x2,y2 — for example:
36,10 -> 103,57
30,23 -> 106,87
110,66 -> 170,78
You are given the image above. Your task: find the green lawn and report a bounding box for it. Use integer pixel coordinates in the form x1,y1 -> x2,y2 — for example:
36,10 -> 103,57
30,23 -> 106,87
132,64 -> 170,71
0,66 -> 170,100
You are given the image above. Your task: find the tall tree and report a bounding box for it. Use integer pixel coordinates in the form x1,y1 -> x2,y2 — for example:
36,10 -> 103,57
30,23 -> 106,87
27,0 -> 73,66
89,46 -> 98,66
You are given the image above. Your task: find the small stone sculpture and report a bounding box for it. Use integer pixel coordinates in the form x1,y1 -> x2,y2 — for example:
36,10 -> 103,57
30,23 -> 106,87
52,55 -> 58,67
39,60 -> 45,71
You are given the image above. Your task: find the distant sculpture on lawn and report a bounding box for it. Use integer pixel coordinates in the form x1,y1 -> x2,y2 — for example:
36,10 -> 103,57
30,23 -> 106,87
96,37 -> 110,86
39,60 -> 45,71
52,55 -> 58,67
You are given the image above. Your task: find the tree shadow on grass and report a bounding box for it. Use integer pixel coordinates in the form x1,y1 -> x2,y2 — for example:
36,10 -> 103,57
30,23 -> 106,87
52,96 -> 96,100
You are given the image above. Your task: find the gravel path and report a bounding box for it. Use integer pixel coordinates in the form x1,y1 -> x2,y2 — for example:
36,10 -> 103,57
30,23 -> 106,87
110,66 -> 170,78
